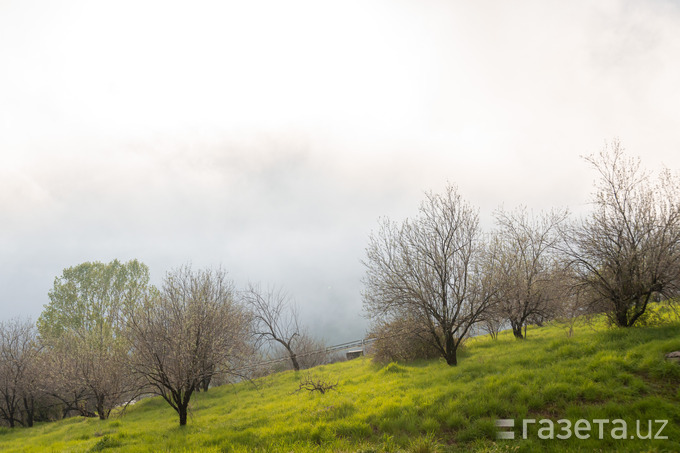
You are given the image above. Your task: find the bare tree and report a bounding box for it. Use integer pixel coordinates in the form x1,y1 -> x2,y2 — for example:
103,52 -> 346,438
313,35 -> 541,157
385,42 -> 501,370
126,266 -> 250,426
0,319 -> 40,428
35,334 -> 138,421
242,284 -> 304,371
491,207 -> 567,339
561,141 -> 680,327
362,184 -> 495,366
38,342 -> 95,419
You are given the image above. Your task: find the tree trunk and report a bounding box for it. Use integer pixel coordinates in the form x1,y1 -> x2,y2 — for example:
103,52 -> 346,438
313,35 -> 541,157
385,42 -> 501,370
616,294 -> 652,327
512,325 -> 524,339
3,394 -> 16,427
97,400 -> 107,420
23,396 -> 34,427
200,374 -> 211,392
289,351 -> 300,371
176,388 -> 193,426
444,333 -> 458,366
615,304 -> 630,327
178,403 -> 188,426
94,393 -> 108,420
198,362 -> 213,391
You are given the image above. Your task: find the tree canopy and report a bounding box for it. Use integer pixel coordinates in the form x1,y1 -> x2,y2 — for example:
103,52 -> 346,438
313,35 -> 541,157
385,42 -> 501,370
37,259 -> 150,340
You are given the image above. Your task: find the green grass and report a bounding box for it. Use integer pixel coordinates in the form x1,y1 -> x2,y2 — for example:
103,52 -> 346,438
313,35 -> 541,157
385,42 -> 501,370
1,309 -> 679,452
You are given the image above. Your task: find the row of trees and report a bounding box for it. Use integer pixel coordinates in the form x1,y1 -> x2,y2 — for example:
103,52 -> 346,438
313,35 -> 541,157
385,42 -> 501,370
3,140 -> 677,427
0,263 -> 323,427
363,141 -> 680,366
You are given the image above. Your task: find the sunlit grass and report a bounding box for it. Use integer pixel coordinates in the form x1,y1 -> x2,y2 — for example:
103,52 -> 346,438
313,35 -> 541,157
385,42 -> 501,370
0,304 -> 678,452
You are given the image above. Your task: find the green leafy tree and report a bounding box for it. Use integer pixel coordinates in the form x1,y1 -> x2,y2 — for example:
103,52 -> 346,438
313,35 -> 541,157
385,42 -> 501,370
38,259 -> 149,339
37,259 -> 150,419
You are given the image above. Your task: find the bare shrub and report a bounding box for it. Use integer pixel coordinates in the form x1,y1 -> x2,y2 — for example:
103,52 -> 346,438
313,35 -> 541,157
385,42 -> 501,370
368,316 -> 440,364
294,373 -> 338,395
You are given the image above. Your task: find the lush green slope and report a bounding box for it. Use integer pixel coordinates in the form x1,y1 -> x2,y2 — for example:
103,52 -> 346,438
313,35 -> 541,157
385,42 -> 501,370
1,314 -> 679,452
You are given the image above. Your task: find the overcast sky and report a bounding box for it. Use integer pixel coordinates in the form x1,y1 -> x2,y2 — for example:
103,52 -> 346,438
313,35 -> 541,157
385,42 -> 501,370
2,0 -> 680,343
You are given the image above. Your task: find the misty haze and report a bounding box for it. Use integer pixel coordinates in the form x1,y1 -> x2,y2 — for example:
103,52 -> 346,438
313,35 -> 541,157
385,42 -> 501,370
1,1 -> 680,451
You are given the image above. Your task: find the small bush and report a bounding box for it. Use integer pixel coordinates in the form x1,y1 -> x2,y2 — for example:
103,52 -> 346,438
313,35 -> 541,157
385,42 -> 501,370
382,362 -> 408,374
89,435 -> 122,452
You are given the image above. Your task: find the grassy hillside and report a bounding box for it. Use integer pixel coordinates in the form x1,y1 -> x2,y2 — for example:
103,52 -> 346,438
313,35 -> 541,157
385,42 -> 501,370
1,313 -> 679,452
